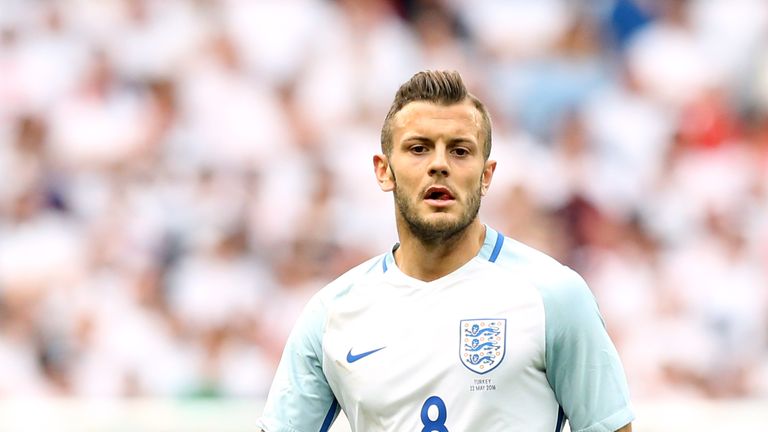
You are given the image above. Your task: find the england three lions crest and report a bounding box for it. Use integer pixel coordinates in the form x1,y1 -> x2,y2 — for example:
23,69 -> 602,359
460,319 -> 506,374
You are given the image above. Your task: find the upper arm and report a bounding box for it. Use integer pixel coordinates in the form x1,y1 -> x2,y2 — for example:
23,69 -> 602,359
539,268 -> 635,432
257,294 -> 340,432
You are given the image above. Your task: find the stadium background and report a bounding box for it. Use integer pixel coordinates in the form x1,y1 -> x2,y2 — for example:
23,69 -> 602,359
0,0 -> 767,430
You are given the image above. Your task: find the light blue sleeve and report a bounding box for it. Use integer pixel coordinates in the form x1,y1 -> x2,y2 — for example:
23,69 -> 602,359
257,293 -> 340,432
540,268 -> 634,432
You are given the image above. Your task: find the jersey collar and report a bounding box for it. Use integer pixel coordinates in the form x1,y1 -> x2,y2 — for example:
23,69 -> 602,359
380,225 -> 503,282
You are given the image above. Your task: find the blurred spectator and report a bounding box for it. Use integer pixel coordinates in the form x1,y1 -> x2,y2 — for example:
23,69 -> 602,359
625,0 -> 720,106
604,0 -> 654,52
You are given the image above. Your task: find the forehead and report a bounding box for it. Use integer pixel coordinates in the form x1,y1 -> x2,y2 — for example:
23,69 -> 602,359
392,100 -> 482,140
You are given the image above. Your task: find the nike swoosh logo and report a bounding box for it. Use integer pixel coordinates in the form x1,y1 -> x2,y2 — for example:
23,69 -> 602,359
346,346 -> 386,363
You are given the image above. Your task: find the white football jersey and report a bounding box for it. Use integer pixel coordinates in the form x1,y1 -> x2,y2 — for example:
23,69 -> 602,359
258,226 -> 634,432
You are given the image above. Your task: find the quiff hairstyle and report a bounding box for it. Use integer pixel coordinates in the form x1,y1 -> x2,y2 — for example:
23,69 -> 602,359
380,70 -> 492,160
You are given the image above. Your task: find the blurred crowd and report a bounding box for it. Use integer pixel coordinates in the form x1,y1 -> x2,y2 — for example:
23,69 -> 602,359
0,0 -> 767,402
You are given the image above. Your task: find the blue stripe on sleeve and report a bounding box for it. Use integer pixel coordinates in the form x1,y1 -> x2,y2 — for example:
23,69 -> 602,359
555,405 -> 565,432
319,399 -> 339,432
488,231 -> 504,263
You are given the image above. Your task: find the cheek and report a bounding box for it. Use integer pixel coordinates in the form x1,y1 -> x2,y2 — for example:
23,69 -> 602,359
391,165 -> 419,188
398,178 -> 422,197
462,167 -> 486,188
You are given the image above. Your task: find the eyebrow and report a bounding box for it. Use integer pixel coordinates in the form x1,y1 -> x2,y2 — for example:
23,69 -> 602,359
402,136 -> 432,143
448,137 -> 476,145
401,136 -> 477,145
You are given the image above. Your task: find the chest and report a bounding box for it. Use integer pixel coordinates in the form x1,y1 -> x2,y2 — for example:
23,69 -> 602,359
321,273 -> 547,423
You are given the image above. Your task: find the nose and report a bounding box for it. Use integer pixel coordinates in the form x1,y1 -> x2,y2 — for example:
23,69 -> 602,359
428,147 -> 449,177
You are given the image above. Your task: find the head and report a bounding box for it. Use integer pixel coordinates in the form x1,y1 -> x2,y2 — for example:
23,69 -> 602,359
374,71 -> 496,245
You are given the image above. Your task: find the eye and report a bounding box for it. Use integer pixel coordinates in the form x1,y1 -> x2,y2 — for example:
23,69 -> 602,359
452,147 -> 470,157
410,145 -> 428,154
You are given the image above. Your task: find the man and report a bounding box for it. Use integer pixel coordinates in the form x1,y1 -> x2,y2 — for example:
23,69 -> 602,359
258,71 -> 634,431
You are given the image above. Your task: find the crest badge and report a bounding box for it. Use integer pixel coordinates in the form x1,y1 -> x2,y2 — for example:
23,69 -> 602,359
460,318 -> 506,374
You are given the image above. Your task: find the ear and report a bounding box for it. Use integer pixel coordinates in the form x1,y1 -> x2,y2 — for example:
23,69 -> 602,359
373,154 -> 395,192
480,159 -> 496,196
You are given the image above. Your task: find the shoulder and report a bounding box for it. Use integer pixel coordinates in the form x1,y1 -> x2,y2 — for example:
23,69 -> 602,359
489,232 -> 597,318
313,253 -> 387,306
287,254 -> 387,349
493,235 -> 587,292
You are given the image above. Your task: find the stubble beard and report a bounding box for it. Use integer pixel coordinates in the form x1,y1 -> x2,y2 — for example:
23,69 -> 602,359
394,182 -> 482,246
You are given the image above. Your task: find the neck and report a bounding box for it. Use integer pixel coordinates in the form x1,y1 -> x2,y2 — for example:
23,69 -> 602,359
394,219 -> 486,282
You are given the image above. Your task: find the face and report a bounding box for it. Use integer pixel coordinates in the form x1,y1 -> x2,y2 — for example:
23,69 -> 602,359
374,100 -> 496,244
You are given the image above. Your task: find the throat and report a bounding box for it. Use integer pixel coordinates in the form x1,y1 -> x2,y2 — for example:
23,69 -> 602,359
394,222 -> 485,282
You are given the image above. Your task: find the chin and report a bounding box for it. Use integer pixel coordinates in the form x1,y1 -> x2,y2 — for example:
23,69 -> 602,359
420,211 -> 459,225
408,214 -> 474,242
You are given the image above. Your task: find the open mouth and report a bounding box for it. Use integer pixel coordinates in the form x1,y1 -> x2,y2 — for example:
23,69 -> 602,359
423,186 -> 455,201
